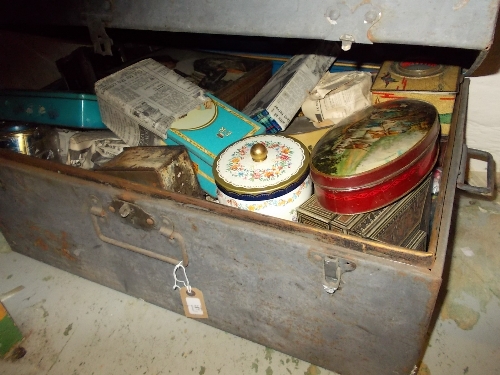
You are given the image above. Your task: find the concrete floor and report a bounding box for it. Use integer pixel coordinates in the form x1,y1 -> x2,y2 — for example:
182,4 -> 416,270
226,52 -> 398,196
0,191 -> 499,375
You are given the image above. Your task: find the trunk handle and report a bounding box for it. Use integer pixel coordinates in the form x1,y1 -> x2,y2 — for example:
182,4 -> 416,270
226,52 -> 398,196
90,206 -> 189,266
457,144 -> 495,196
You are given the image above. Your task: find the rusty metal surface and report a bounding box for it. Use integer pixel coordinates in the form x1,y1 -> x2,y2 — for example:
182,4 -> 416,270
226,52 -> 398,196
0,149 -> 440,375
96,146 -> 204,198
0,148 -> 437,268
428,79 -> 469,278
457,146 -> 496,196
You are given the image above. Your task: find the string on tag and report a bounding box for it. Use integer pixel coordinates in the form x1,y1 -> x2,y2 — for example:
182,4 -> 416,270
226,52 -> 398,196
173,261 -> 192,294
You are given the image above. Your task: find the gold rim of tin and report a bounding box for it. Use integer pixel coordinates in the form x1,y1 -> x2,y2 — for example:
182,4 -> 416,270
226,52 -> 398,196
213,135 -> 311,196
0,129 -> 36,155
391,61 -> 445,78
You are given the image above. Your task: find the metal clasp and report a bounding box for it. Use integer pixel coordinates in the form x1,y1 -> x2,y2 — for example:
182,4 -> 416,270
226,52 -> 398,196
323,256 -> 356,294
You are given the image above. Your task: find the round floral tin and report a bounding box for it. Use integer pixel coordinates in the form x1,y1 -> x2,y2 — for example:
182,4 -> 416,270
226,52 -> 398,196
213,134 -> 312,221
310,99 -> 440,215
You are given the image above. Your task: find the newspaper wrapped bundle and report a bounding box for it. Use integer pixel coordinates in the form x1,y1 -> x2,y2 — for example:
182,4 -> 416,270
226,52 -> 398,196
94,58 -> 208,146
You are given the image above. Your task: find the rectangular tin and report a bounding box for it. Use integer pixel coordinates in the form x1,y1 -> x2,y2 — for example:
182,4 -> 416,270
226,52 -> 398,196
95,146 -> 205,198
0,90 -> 107,130
165,94 -> 265,197
297,176 -> 431,248
401,228 -> 428,252
371,61 -> 461,136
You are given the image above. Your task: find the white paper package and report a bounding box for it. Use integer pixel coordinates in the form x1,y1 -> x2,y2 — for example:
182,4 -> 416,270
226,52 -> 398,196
301,71 -> 372,128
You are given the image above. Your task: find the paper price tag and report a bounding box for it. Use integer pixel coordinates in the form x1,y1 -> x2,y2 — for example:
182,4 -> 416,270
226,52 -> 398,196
180,287 -> 208,319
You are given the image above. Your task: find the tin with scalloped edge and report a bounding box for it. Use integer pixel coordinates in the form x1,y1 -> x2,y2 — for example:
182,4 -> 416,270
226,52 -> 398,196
310,99 -> 440,215
213,134 -> 312,221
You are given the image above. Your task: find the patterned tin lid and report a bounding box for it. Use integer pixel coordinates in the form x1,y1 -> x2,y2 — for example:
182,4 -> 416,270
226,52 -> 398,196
311,99 -> 439,190
213,134 -> 310,196
371,61 -> 461,93
390,61 -> 445,77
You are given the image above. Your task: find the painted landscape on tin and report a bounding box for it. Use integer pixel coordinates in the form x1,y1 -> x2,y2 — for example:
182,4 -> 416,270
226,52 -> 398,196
312,100 -> 437,177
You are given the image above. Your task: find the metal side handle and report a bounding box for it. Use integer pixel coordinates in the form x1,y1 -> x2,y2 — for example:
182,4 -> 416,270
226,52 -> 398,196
457,145 -> 496,196
90,205 -> 189,266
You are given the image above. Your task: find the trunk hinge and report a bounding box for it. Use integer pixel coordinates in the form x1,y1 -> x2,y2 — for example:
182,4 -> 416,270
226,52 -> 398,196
82,0 -> 114,56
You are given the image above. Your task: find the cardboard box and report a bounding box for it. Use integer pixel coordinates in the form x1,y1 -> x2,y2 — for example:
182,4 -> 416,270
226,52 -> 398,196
242,52 -> 337,134
297,176 -> 431,248
371,61 -> 461,136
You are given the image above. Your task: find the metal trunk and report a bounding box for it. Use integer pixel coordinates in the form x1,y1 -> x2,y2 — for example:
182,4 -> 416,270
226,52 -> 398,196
0,77 -> 477,375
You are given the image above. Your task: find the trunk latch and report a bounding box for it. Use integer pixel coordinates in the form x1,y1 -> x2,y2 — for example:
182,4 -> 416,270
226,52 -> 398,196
323,256 -> 356,294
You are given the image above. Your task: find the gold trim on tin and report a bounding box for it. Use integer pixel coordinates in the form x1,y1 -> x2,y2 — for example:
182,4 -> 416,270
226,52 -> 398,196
171,103 -> 218,131
169,129 -> 217,159
169,96 -> 263,160
213,135 -> 310,196
197,167 -> 215,184
214,97 -> 263,135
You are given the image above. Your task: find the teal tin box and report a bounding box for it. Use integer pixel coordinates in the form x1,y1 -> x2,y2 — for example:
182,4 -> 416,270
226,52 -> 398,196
166,93 -> 265,197
0,90 -> 107,129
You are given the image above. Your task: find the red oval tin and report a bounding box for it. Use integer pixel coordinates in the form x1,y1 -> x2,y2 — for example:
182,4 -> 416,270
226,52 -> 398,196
310,99 -> 439,214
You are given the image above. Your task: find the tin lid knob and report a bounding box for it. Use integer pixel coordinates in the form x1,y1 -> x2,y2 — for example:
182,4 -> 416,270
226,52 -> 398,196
213,134 -> 310,195
250,143 -> 268,162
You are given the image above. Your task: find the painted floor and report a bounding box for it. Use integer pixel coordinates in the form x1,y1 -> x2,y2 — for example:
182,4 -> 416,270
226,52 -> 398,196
0,191 -> 499,375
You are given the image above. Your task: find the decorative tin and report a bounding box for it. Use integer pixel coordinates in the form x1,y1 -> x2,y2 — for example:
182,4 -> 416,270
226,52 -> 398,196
0,122 -> 60,162
310,99 -> 439,214
213,134 -> 312,221
0,90 -> 107,129
297,176 -> 431,248
371,61 -> 461,136
96,146 -> 205,198
165,94 -> 265,197
401,228 -> 428,252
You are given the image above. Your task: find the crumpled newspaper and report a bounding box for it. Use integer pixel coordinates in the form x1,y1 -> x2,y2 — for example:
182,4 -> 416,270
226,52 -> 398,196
301,71 -> 372,128
67,130 -> 128,169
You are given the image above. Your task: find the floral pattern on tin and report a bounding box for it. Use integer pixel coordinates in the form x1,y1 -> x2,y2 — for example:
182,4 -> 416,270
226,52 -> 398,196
226,141 -> 294,183
220,177 -> 312,221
